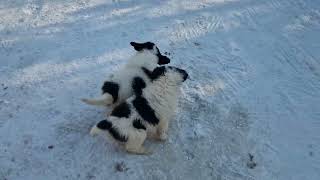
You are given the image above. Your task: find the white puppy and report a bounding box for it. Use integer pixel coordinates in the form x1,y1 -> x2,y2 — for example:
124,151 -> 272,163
82,42 -> 170,107
90,66 -> 188,154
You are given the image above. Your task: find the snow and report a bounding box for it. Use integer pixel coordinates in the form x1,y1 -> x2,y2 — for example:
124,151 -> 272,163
1,0 -> 320,179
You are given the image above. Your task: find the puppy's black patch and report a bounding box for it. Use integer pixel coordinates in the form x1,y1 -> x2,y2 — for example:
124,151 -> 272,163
155,47 -> 170,65
141,67 -> 153,80
96,119 -> 128,142
111,102 -> 131,118
142,66 -> 166,81
133,96 -> 159,125
109,126 -> 128,142
175,67 -> 189,81
130,41 -> 170,65
154,46 -> 170,65
157,55 -> 170,65
150,66 -> 166,81
102,81 -> 119,103
130,42 -> 154,51
97,120 -> 112,130
132,76 -> 146,95
132,119 -> 146,130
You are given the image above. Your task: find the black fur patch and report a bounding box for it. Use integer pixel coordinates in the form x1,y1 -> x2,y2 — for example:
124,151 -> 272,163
141,67 -> 153,80
150,66 -> 166,81
154,46 -> 170,65
111,102 -> 131,118
96,120 -> 112,130
132,96 -> 159,125
96,119 -> 128,142
156,46 -> 170,65
142,66 -> 166,81
130,42 -> 154,51
130,42 -> 170,65
176,67 -> 189,81
157,55 -> 170,65
132,76 -> 146,95
109,126 -> 128,142
101,81 -> 119,103
132,119 -> 146,130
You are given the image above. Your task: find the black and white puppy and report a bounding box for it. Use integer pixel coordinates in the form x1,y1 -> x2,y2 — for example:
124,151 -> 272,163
82,42 -> 170,107
90,66 -> 188,154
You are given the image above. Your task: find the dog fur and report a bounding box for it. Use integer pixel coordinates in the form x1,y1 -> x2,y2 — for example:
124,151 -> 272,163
90,66 -> 188,154
82,42 -> 170,108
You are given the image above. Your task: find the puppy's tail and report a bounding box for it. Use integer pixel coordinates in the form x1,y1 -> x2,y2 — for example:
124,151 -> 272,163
82,93 -> 113,107
90,125 -> 101,136
90,119 -> 112,136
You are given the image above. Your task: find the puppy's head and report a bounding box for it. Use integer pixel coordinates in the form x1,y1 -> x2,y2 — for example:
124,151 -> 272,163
151,66 -> 189,85
130,41 -> 170,65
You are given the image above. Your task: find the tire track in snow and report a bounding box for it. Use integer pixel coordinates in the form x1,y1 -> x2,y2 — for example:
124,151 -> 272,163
152,92 -> 255,180
283,10 -> 320,78
273,43 -> 320,114
274,46 -> 300,74
166,21 -> 254,178
244,6 -> 260,29
211,41 -> 250,100
300,47 -> 320,78
268,0 -> 283,10
274,42 -> 320,85
169,15 -> 222,43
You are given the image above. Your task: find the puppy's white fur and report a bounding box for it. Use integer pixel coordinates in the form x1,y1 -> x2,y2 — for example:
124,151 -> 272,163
82,48 -> 162,107
90,67 -> 187,154
141,71 -> 183,139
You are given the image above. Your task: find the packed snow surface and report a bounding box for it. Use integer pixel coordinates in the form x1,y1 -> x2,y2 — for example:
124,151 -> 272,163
1,0 -> 320,179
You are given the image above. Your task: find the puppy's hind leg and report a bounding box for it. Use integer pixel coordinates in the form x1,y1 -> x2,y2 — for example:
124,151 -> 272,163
82,93 -> 113,107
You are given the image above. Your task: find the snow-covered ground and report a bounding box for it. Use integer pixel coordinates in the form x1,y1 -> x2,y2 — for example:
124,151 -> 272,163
1,0 -> 320,179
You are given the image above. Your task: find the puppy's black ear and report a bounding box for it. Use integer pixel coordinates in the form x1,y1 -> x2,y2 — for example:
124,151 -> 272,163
151,66 -> 166,80
130,42 -> 144,51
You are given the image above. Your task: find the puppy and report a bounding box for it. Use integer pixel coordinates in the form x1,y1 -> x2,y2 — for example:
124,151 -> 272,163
82,41 -> 170,108
90,66 -> 188,154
